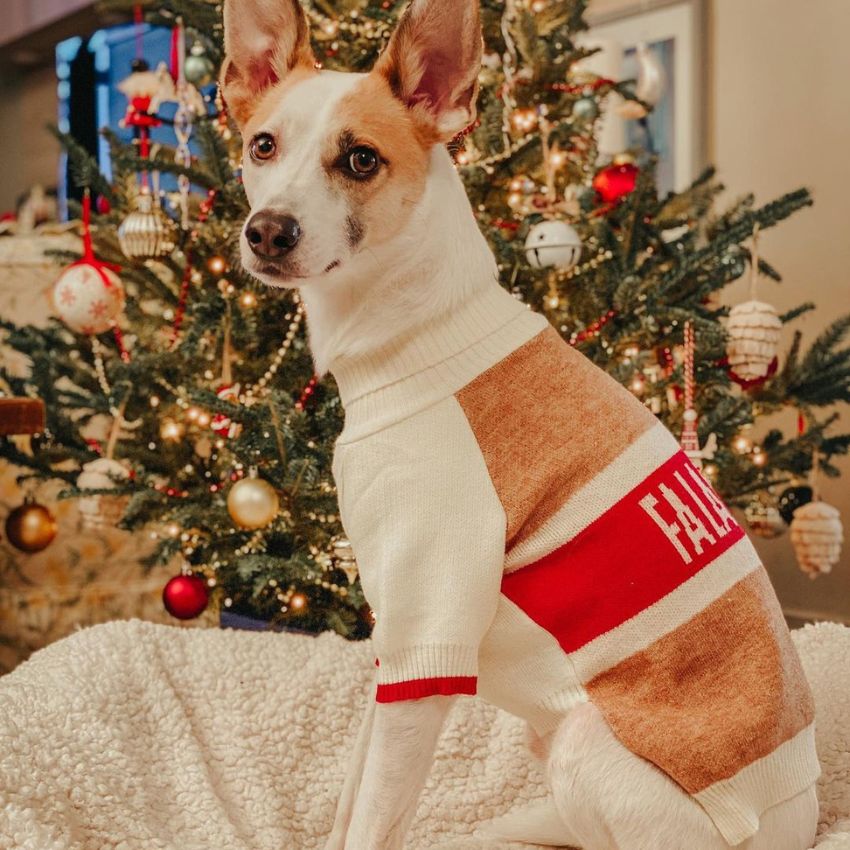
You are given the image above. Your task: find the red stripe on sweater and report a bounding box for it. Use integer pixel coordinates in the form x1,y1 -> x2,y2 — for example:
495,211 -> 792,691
376,676 -> 477,703
501,451 -> 745,653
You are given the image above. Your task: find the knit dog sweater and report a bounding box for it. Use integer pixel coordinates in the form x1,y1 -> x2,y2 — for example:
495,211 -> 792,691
330,285 -> 820,845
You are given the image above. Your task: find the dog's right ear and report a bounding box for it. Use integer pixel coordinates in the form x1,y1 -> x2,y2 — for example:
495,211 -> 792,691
374,0 -> 482,143
220,0 -> 315,128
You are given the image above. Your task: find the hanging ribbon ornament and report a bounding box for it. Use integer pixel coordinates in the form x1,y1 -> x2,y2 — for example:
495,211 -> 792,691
171,19 -> 197,229
52,190 -> 126,337
680,321 -> 717,470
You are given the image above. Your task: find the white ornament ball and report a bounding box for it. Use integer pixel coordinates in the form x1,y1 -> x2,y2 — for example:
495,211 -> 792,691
76,457 -> 130,528
790,501 -> 844,578
726,300 -> 781,380
525,220 -> 583,270
53,262 -> 125,335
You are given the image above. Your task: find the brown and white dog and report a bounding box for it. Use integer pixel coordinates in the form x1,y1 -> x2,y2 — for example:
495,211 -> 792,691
221,1 -> 819,848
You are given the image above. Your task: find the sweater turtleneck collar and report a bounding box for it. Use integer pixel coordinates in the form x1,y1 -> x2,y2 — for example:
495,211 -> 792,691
328,284 -> 549,443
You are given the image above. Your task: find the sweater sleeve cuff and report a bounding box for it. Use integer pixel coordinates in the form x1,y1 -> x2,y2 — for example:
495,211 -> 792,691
376,676 -> 477,703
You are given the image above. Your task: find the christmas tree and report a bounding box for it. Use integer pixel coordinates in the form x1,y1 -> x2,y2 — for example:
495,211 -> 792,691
1,0 -> 848,636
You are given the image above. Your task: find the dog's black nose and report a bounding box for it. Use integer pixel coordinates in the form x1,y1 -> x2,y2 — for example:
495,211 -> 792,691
245,211 -> 302,259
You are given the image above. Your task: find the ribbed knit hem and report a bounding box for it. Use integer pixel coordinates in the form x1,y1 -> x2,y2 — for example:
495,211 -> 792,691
333,286 -> 549,443
376,643 -> 479,686
376,676 -> 477,703
694,723 -> 821,845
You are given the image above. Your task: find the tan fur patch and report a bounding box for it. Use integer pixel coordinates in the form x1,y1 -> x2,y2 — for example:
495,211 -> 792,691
586,567 -> 815,793
325,74 -> 431,247
221,0 -> 317,128
241,65 -> 319,141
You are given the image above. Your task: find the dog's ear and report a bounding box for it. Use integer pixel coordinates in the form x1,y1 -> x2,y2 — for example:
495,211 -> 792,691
374,0 -> 482,142
220,0 -> 315,127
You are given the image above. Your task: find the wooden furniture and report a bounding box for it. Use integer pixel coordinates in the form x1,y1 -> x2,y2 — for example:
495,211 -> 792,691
0,397 -> 45,436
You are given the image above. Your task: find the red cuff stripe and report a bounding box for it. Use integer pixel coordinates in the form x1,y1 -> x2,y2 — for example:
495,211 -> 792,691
376,676 -> 477,703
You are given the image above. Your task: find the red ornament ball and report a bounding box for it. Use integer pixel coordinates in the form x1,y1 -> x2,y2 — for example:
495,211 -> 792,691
593,161 -> 639,204
162,574 -> 209,620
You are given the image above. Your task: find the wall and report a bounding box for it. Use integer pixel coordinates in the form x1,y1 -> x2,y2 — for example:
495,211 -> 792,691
1,0 -> 93,48
0,66 -> 61,213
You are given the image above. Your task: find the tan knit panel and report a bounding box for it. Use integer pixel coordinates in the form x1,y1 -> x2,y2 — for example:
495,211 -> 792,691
455,326 -> 657,550
586,568 -> 815,794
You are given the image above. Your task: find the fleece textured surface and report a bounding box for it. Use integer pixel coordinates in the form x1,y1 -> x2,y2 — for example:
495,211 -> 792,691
0,618 -> 847,850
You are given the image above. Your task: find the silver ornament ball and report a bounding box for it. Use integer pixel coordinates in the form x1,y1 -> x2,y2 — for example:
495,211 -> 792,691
184,44 -> 215,87
572,96 -> 599,121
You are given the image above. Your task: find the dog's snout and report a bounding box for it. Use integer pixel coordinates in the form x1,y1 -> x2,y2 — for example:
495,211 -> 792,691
245,211 -> 302,259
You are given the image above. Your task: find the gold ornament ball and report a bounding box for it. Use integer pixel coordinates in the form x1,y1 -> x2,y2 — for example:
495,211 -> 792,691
5,498 -> 58,553
118,191 -> 177,261
227,477 -> 280,529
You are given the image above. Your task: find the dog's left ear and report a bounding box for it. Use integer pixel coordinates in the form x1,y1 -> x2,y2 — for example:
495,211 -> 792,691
220,0 -> 316,128
374,0 -> 482,142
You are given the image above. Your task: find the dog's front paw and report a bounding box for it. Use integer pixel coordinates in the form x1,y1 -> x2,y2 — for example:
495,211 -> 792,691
474,798 -> 581,847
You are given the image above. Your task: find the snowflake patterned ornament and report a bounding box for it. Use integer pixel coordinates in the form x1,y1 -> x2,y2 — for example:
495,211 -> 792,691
53,192 -> 125,335
680,322 -> 717,470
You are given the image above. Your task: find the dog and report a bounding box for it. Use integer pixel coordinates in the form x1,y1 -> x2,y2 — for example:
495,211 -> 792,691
221,1 -> 821,848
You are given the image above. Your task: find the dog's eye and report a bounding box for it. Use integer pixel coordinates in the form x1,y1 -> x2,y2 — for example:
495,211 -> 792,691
347,146 -> 379,176
249,133 -> 277,162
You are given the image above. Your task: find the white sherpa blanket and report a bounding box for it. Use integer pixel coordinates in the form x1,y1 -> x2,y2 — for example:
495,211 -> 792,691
0,619 -> 848,850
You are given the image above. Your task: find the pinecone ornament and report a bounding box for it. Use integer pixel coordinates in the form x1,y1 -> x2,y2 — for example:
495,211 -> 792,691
790,501 -> 844,578
726,300 -> 781,381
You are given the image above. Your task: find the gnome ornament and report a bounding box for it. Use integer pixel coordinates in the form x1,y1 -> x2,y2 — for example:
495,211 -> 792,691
118,59 -> 174,131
